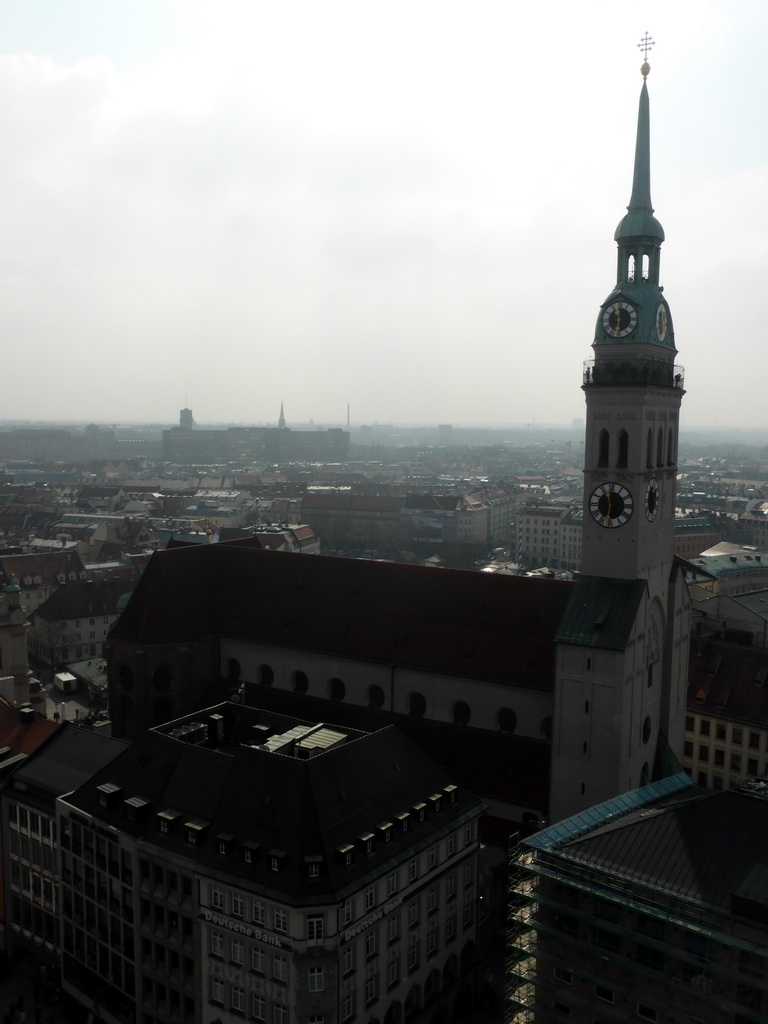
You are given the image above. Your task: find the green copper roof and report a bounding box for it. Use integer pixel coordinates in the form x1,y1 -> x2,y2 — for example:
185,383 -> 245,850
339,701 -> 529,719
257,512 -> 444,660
555,576 -> 647,651
615,80 -> 664,243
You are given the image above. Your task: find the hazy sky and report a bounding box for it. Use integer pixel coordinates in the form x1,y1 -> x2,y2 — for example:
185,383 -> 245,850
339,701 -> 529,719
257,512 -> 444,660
1,1 -> 766,429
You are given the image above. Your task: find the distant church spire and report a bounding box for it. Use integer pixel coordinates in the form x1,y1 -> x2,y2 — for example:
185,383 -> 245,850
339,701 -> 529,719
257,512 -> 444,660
278,401 -> 286,430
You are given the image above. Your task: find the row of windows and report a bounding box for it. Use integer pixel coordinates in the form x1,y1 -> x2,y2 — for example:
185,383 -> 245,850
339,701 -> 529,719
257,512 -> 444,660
686,742 -> 760,775
246,663 -> 540,733
553,971 -> 658,1020
343,863 -> 474,931
685,717 -> 761,749
208,852 -> 474,941
596,425 -> 675,470
8,804 -> 56,843
209,978 -> 289,1021
208,887 -> 287,932
342,902 -> 468,971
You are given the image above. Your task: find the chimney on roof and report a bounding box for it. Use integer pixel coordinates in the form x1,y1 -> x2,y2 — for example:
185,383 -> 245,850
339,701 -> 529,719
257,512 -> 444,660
19,706 -> 34,726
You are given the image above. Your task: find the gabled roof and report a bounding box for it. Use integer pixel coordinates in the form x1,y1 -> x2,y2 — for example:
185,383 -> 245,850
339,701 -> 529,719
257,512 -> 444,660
555,576 -> 647,651
111,545 -> 575,688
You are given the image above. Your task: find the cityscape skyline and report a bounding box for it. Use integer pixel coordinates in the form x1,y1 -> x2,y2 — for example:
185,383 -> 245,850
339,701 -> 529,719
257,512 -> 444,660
1,1 -> 767,428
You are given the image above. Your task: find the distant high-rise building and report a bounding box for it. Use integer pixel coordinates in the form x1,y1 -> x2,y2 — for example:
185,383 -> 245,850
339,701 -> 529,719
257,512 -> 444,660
179,407 -> 194,430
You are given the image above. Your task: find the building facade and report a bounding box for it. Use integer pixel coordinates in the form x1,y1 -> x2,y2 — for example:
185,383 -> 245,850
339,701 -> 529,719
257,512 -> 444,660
57,703 -> 484,1024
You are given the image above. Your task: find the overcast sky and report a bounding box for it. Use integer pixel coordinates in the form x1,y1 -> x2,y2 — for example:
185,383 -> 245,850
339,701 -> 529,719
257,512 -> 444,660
1,1 -> 766,429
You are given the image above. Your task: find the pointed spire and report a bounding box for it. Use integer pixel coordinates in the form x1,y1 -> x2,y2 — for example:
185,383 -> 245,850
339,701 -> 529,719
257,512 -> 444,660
278,401 -> 286,430
614,45 -> 664,243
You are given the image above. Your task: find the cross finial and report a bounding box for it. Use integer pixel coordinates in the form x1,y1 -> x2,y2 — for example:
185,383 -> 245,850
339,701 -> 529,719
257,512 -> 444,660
637,31 -> 655,78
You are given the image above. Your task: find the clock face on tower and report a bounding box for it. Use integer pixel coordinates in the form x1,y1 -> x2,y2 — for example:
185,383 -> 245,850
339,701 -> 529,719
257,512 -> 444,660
602,301 -> 637,338
589,482 -> 634,528
645,478 -> 660,521
656,303 -> 668,342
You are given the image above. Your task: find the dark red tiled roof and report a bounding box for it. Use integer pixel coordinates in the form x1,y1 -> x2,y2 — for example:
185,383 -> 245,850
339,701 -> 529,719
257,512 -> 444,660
112,544 -> 574,689
0,698 -> 58,756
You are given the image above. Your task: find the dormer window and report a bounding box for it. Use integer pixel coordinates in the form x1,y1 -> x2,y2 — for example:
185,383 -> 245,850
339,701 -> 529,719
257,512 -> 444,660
444,785 -> 458,804
269,849 -> 287,873
428,794 -> 442,814
412,802 -> 427,823
216,833 -> 234,856
396,812 -> 410,833
305,855 -> 322,879
337,843 -> 355,866
357,832 -> 375,856
157,809 -> 181,834
124,796 -> 150,823
242,841 -> 260,864
377,822 -> 393,843
97,782 -> 122,809
185,819 -> 209,846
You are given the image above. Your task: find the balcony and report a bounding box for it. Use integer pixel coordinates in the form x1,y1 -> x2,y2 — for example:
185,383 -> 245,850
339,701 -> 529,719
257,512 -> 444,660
583,358 -> 685,390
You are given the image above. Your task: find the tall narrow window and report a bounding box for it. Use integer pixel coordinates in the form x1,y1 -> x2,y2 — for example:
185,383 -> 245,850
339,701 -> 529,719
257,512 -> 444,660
598,429 -> 609,468
617,429 -> 628,468
667,428 -> 674,465
646,428 -> 653,468
656,427 -> 664,467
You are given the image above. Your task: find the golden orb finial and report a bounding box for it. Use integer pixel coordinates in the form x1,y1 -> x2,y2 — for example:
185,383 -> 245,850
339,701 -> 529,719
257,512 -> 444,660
637,31 -> 654,78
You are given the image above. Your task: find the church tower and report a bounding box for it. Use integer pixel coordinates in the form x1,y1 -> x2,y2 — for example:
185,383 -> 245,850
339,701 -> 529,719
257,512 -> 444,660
550,43 -> 690,823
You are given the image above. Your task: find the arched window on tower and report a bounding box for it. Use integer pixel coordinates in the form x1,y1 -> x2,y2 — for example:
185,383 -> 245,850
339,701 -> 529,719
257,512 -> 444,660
642,253 -> 650,280
646,428 -> 653,468
657,427 -> 664,467
667,428 -> 675,465
627,254 -> 636,282
617,429 -> 628,469
598,429 -> 609,468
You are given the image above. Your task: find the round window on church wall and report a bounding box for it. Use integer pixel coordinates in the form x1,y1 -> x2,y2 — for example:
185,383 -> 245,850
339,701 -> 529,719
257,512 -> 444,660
368,685 -> 385,709
642,715 -> 652,744
409,692 -> 427,717
329,677 -> 345,701
498,708 -> 517,733
292,671 -> 308,694
452,701 -> 471,725
258,664 -> 274,686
